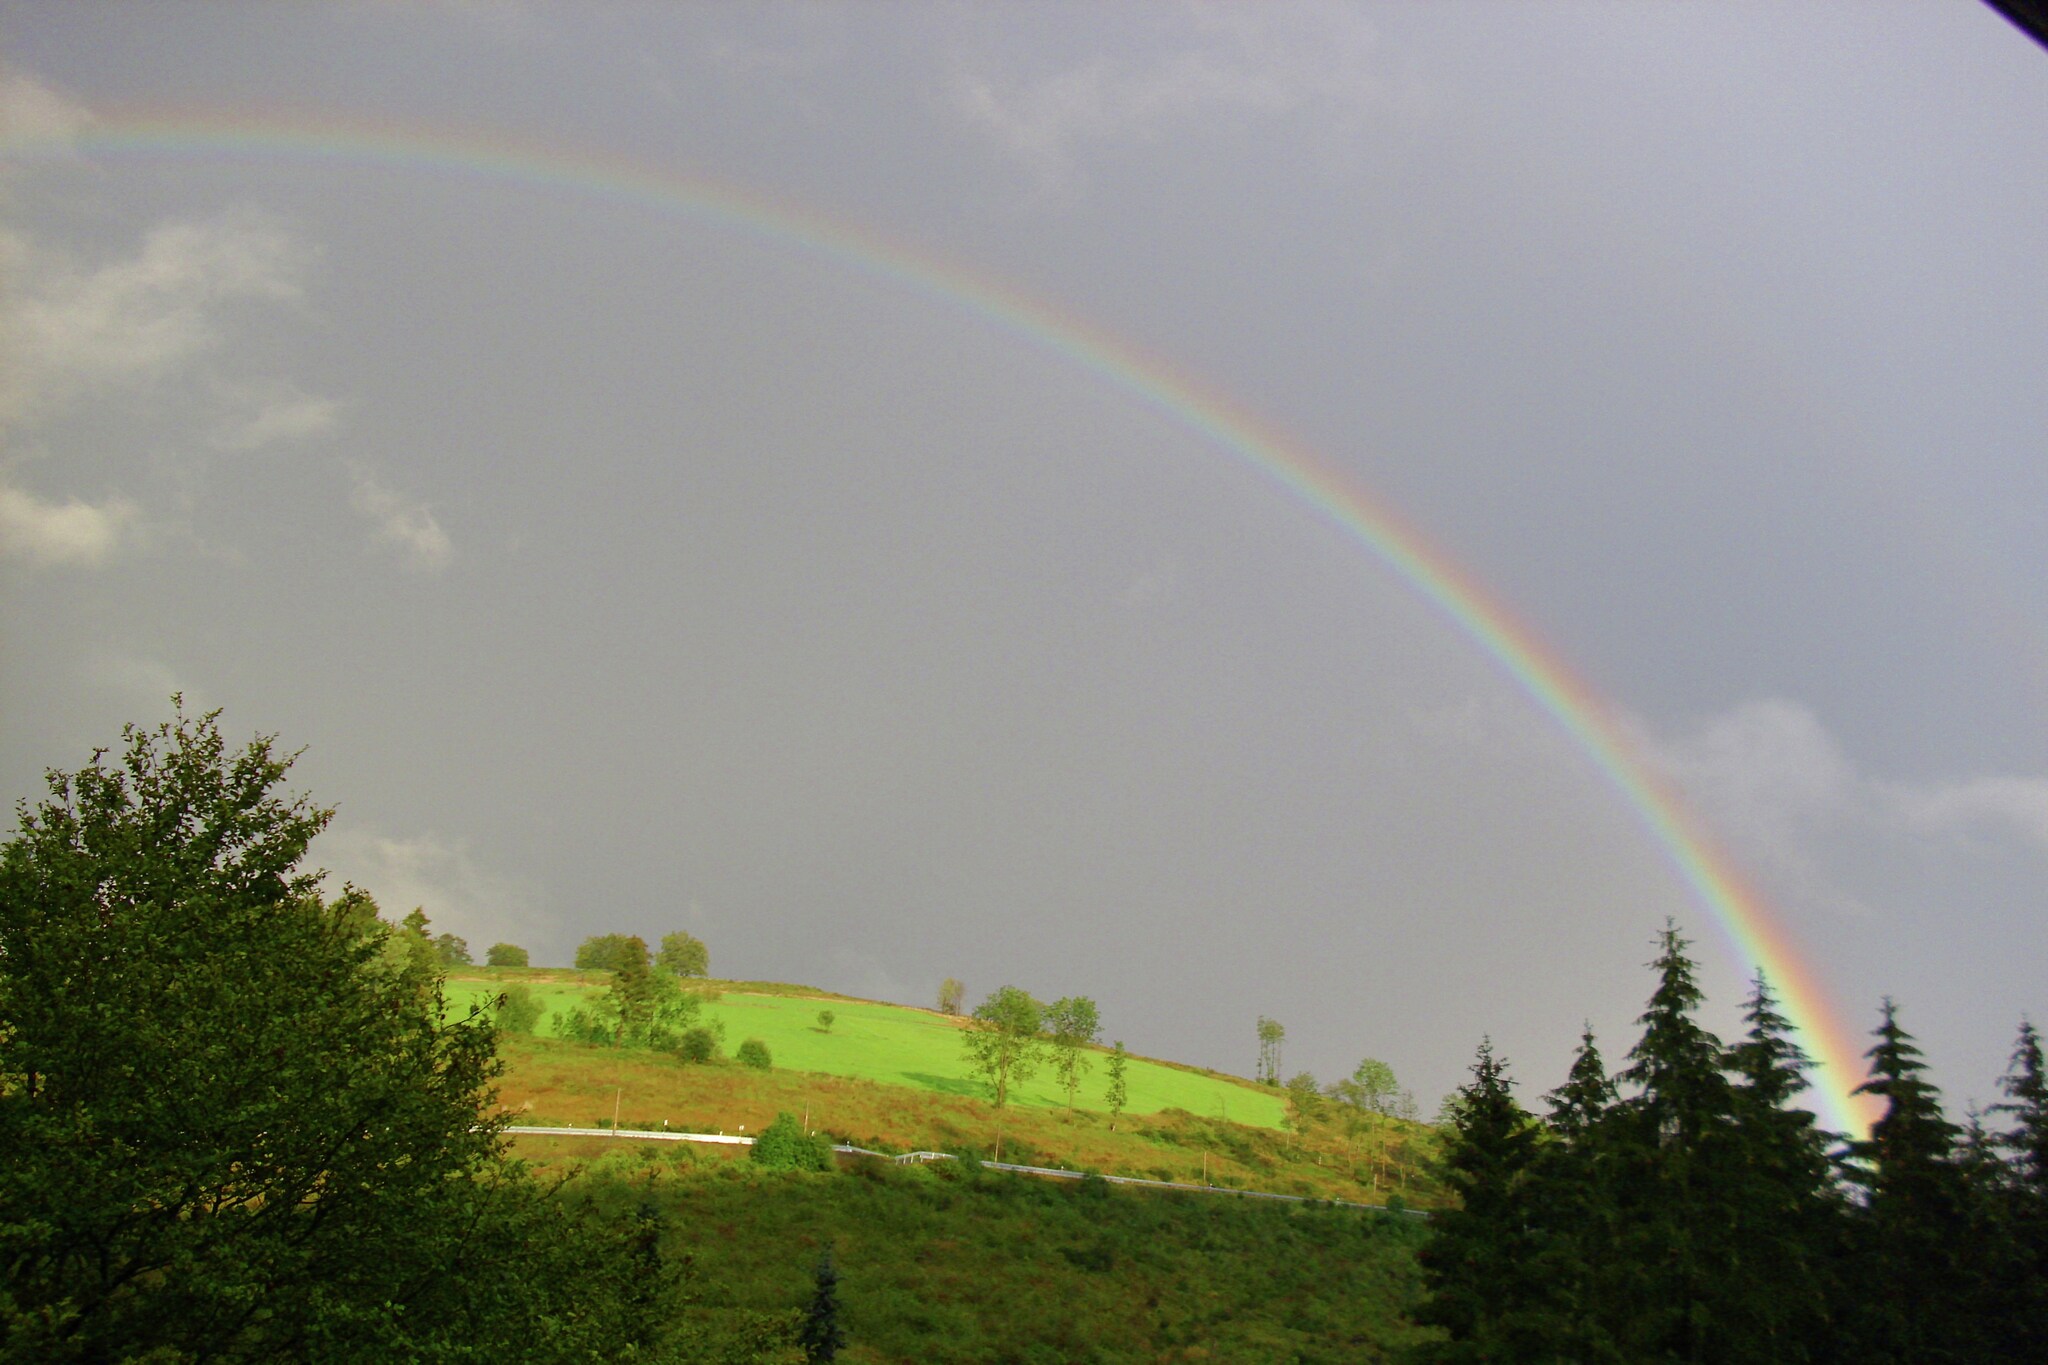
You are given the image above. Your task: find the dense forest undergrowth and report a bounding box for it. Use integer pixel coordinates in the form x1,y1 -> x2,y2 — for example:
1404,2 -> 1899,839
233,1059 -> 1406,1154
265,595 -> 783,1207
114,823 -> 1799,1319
565,1152 -> 1433,1364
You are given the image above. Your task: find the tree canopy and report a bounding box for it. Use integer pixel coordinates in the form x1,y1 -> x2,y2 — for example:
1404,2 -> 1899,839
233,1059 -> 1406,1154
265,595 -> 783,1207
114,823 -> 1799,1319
0,704 -> 691,1362
962,986 -> 1044,1110
657,930 -> 709,977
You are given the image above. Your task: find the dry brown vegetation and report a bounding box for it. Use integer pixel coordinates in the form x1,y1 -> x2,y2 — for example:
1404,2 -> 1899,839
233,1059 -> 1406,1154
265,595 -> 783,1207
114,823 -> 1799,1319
494,1034 -> 1447,1207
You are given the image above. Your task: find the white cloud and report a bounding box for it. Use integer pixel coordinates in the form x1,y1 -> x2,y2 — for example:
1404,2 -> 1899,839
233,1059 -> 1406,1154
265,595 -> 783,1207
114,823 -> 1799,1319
0,63 -> 91,150
947,5 -> 1411,192
1638,698 -> 1858,842
1627,698 -> 1875,922
350,466 -> 453,571
1629,697 -> 2048,924
14,209 -> 307,397
210,380 -> 341,451
0,481 -> 138,567
319,828 -> 540,950
1888,776 -> 2048,850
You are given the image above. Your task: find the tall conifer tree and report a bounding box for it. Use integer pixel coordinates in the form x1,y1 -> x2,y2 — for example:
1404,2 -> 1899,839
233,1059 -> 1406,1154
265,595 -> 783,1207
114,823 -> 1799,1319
1530,1026 -> 1623,1363
1414,1039 -> 1549,1362
1720,970 -> 1839,1361
1989,1020 -> 2048,1354
1609,921 -> 1740,1363
1842,998 -> 1973,1363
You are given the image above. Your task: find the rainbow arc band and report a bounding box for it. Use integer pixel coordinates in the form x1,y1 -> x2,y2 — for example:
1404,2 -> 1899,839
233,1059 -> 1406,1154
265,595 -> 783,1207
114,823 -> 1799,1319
2,109 -> 1876,1135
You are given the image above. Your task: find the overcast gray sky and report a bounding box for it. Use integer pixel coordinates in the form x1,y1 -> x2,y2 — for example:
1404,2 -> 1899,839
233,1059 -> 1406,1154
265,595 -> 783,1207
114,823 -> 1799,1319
4,2 -> 2044,1124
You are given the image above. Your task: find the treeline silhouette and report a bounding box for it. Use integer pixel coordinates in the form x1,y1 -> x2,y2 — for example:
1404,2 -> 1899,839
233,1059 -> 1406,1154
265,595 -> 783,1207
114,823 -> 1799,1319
1413,923 -> 2045,1362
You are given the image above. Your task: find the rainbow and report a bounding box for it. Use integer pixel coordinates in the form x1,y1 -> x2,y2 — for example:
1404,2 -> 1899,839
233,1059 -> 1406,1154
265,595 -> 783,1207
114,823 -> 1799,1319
2,110 -> 1878,1134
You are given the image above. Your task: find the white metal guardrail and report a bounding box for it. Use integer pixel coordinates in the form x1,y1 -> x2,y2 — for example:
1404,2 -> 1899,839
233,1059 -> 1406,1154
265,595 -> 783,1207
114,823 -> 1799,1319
506,1125 -> 1426,1217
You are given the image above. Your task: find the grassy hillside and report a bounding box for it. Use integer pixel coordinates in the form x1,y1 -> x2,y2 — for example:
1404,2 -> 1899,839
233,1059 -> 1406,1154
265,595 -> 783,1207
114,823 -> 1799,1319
566,1149 -> 1438,1364
449,969 -> 1444,1208
446,969 -> 1287,1126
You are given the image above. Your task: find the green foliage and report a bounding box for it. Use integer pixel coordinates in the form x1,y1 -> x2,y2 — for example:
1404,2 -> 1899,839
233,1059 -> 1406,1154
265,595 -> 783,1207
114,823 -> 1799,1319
963,985 -> 1045,1110
1842,997 -> 1975,1362
751,1111 -> 833,1172
551,934 -> 712,1052
658,929 -> 709,977
677,1025 -> 720,1064
1413,1039 -> 1548,1360
0,704 -> 685,1363
1332,1057 -> 1402,1115
1284,1070 -> 1325,1124
486,940 -> 530,967
1256,1015 -> 1285,1086
1720,971 -> 1838,1358
1045,995 -> 1101,1110
646,1157 -> 1434,1362
797,1245 -> 847,1363
434,930 -> 473,965
496,981 -> 546,1034
738,1037 -> 774,1070
937,976 -> 965,1015
1106,1040 -> 1130,1124
575,931 -> 640,972
817,1008 -> 835,1033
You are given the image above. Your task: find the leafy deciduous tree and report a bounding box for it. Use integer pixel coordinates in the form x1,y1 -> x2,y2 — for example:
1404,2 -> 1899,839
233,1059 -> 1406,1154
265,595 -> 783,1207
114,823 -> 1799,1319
0,704 -> 678,1362
1256,1016 -> 1285,1086
1045,995 -> 1101,1111
574,932 -> 639,972
1105,1040 -> 1130,1128
485,941 -> 529,967
657,929 -> 709,977
962,986 -> 1044,1110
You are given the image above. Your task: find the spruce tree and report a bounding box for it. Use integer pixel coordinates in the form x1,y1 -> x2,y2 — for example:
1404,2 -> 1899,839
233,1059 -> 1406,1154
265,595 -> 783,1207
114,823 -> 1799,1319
1841,998 -> 1973,1363
1989,1020 -> 2048,1354
1720,970 -> 1840,1361
798,1245 -> 846,1363
1608,921 -> 1740,1363
1414,1039 -> 1549,1362
1529,1026 -> 1623,1363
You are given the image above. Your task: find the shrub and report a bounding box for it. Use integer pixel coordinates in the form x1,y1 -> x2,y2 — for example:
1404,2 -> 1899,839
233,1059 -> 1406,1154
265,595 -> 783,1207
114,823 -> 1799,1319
486,941 -> 529,967
675,1026 -> 719,1064
737,1038 -> 772,1070
496,983 -> 545,1035
817,1009 -> 835,1033
751,1112 -> 832,1172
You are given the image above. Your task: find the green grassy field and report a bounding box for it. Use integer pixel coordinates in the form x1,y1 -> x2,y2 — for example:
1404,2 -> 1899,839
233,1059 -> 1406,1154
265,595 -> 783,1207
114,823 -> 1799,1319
446,970 -> 1287,1128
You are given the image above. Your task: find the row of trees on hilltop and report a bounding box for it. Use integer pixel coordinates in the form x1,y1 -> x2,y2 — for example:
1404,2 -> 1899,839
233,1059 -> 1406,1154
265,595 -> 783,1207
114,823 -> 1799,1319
1418,922 -> 2048,1362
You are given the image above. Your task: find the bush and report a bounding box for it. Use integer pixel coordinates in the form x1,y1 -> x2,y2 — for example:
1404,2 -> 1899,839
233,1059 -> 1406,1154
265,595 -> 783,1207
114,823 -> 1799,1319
496,983 -> 545,1035
750,1112 -> 833,1172
487,941 -> 530,967
675,1026 -> 719,1064
737,1038 -> 772,1070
